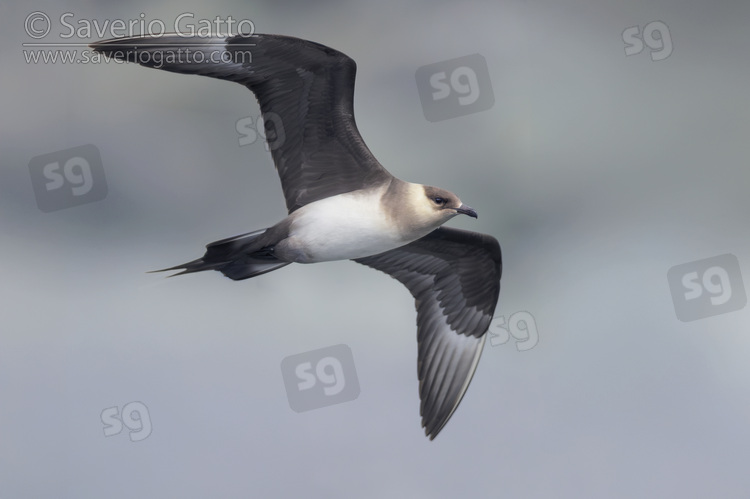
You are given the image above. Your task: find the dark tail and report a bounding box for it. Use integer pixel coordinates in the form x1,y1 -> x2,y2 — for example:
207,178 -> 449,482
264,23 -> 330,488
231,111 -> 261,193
152,229 -> 291,281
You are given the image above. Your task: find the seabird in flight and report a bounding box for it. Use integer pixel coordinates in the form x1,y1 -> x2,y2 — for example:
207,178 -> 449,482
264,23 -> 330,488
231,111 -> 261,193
91,33 -> 502,440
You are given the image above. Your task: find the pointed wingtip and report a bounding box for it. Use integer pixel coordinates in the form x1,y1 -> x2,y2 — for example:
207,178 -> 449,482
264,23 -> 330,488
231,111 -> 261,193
422,419 -> 441,441
88,37 -> 128,53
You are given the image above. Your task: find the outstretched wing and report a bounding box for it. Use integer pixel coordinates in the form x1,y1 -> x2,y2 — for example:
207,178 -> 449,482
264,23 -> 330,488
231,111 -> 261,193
355,227 -> 502,439
90,34 -> 392,213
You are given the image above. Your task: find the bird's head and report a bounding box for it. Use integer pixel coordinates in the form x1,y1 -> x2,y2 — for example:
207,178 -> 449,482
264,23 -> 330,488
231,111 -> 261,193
387,182 -> 478,236
420,185 -> 478,221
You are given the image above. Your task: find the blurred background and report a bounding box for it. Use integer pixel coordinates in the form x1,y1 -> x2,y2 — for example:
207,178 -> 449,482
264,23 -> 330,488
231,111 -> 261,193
2,0 -> 749,497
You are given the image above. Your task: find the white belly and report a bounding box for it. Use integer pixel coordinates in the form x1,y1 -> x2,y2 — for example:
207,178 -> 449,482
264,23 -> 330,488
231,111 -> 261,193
279,191 -> 410,263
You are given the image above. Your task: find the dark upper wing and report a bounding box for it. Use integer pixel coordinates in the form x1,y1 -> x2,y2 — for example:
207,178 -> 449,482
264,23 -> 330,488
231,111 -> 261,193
90,34 -> 392,213
355,227 -> 502,439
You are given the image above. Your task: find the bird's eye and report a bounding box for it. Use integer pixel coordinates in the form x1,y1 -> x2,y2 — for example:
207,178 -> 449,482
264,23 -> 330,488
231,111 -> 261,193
433,197 -> 446,206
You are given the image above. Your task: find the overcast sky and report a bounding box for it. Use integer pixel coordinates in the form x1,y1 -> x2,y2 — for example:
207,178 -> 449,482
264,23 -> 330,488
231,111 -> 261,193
2,0 -> 750,497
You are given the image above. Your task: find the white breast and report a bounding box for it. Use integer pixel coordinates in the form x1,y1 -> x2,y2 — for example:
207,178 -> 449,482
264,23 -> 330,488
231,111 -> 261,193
282,189 -> 408,263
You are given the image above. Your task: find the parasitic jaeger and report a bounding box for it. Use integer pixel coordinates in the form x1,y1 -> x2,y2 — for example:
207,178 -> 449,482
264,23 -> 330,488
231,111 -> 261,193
91,33 -> 502,440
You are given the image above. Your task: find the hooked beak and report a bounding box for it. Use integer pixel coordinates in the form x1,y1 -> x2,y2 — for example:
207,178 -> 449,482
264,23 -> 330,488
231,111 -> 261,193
455,204 -> 478,219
